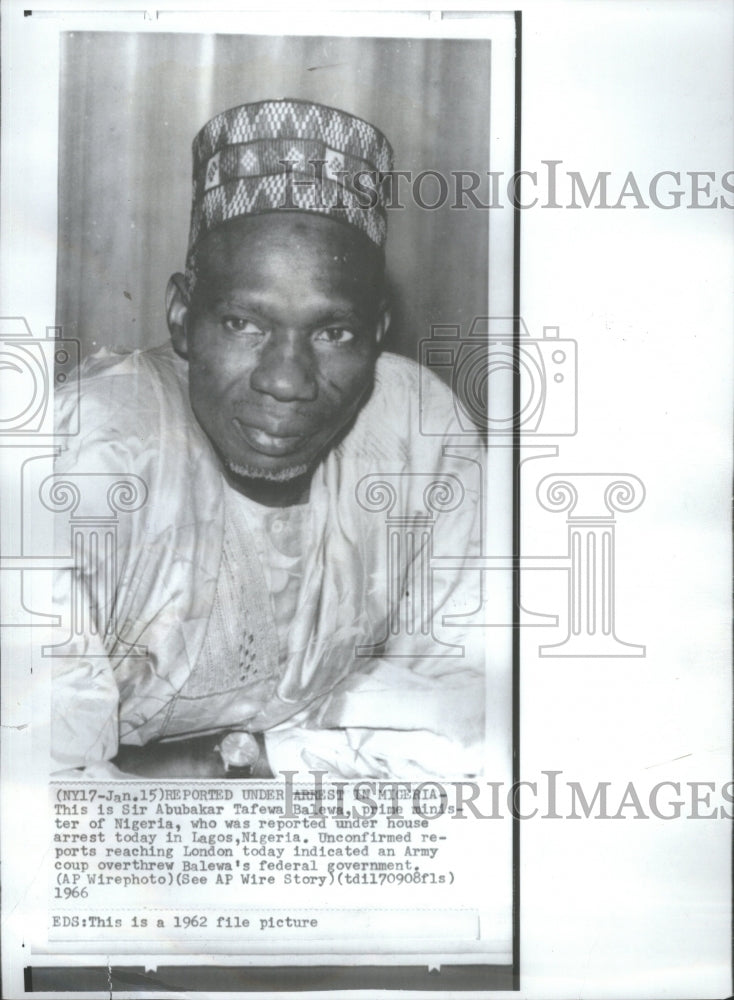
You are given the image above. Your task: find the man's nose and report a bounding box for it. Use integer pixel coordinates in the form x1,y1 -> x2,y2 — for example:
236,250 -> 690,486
249,332 -> 318,403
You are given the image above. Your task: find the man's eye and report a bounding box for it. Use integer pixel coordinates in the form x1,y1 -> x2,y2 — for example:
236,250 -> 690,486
221,317 -> 264,335
314,327 -> 355,344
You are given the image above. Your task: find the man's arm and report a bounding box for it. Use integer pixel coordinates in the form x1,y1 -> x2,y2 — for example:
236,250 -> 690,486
112,732 -> 273,779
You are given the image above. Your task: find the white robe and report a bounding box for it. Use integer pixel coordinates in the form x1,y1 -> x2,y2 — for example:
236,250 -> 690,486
50,343 -> 489,778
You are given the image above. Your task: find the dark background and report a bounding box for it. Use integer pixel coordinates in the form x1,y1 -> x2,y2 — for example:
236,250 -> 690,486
56,32 -> 492,364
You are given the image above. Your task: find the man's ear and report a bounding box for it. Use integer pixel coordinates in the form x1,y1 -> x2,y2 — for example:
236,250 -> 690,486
166,273 -> 190,358
374,301 -> 391,348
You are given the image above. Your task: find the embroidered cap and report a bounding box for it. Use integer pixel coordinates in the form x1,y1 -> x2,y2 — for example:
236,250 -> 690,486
187,98 -> 394,268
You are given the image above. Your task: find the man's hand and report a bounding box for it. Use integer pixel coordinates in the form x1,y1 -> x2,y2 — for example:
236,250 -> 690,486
112,732 -> 272,778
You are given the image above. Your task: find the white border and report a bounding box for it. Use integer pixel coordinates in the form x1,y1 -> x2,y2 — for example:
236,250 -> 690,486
1,5 -> 519,996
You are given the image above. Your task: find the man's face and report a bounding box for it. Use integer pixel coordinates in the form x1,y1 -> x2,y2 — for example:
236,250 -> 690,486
168,213 -> 388,485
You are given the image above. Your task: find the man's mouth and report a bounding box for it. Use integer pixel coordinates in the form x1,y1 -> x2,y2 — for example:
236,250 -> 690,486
232,418 -> 307,457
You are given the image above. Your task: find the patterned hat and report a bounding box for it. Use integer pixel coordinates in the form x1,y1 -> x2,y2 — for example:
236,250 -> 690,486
187,98 -> 394,268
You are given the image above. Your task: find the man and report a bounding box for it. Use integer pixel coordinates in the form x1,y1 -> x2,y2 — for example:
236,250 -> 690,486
51,99 -> 487,779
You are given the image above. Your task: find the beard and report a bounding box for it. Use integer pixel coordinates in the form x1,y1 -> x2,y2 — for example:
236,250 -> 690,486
226,459 -> 310,483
